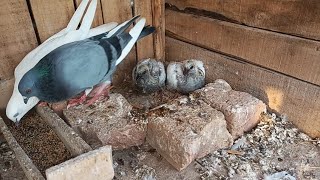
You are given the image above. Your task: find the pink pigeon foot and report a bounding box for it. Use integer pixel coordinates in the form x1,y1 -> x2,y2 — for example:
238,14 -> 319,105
67,92 -> 87,109
85,83 -> 112,107
38,101 -> 48,107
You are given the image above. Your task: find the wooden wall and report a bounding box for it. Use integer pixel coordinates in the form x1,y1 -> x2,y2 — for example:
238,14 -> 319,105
165,0 -> 320,138
0,0 -> 161,110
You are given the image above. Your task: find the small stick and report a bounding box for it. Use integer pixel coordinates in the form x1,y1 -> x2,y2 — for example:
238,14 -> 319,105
0,117 -> 45,180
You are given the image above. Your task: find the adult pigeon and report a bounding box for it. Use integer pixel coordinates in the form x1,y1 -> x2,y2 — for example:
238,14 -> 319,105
6,0 -> 117,123
166,59 -> 205,93
132,58 -> 166,93
18,16 -> 155,106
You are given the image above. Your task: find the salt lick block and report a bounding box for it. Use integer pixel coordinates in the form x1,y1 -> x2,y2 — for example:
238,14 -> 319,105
147,97 -> 233,171
64,93 -> 146,150
193,79 -> 267,139
46,146 -> 114,180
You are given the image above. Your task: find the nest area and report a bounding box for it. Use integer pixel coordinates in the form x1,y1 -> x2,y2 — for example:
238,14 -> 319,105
0,85 -> 319,180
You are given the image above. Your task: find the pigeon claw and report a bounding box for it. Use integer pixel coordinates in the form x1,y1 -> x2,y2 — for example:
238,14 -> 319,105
38,101 -> 48,107
67,93 -> 87,109
84,84 -> 112,107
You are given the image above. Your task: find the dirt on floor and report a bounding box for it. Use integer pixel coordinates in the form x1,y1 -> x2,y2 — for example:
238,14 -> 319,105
5,111 -> 71,175
1,85 -> 319,180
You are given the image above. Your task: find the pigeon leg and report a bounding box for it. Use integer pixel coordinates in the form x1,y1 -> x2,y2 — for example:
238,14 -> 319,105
67,92 -> 87,109
85,83 -> 113,106
38,101 -> 48,107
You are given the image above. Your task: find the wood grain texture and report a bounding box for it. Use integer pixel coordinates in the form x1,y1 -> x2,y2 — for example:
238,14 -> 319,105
75,0 -> 104,28
166,0 -> 320,40
166,10 -> 320,86
0,79 -> 14,111
0,0 -> 38,80
101,0 -> 136,85
30,0 -> 75,42
153,0 -> 165,61
134,0 -> 155,60
166,37 -> 320,138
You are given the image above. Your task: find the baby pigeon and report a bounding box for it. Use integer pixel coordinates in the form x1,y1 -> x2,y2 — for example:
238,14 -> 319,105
166,59 -> 205,93
132,58 -> 166,93
18,16 -> 155,106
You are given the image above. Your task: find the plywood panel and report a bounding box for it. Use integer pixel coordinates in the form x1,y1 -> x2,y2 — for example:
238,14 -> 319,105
75,0 -> 104,28
0,0 -> 38,80
134,0 -> 155,60
166,0 -> 320,40
166,37 -> 320,138
166,10 -> 320,86
100,0 -> 136,85
30,0 -> 75,42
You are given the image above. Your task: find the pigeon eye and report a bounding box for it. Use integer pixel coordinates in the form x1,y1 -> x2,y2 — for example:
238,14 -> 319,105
26,89 -> 32,94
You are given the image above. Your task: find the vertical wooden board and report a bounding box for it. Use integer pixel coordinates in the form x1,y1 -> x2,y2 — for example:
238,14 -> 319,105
166,37 -> 320,138
166,0 -> 320,41
0,0 -> 38,80
134,0 -> 155,60
152,0 -> 165,61
30,0 -> 75,42
166,10 -> 320,86
75,0 -> 104,28
101,0 -> 136,85
0,79 -> 14,110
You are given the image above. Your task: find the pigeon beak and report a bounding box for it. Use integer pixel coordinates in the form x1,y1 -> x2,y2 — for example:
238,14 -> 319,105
23,96 -> 29,104
15,121 -> 20,127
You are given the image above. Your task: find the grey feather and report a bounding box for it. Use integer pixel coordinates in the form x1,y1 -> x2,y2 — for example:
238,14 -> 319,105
132,58 -> 166,93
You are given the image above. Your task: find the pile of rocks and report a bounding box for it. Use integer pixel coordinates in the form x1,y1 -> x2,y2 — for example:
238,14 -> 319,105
64,79 -> 267,172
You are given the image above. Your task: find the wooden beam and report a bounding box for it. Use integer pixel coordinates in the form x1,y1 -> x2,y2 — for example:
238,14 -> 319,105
166,37 -> 320,138
153,0 -> 165,61
30,0 -> 75,42
36,106 -> 92,156
166,0 -> 320,40
134,0 -> 155,60
100,0 -> 136,84
75,0 -> 104,28
0,0 -> 38,80
0,117 -> 45,180
0,79 -> 14,111
166,10 -> 320,86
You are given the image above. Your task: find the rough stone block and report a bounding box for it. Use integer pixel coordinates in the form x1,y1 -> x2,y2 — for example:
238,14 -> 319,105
46,146 -> 114,180
64,93 -> 146,150
147,97 -> 233,171
193,79 -> 267,138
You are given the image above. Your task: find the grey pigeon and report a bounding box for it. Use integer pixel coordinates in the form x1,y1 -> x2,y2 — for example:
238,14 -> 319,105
132,58 -> 166,93
18,16 -> 155,105
166,59 -> 205,93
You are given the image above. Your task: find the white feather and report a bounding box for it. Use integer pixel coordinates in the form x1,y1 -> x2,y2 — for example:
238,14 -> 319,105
115,18 -> 146,65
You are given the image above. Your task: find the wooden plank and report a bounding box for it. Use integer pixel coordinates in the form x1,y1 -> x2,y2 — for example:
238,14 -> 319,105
134,0 -> 155,60
0,0 -> 38,80
166,0 -> 320,40
166,10 -> 320,86
152,0 -> 165,61
166,37 -> 320,138
0,79 -> 14,111
0,117 -> 45,180
100,0 -> 136,85
36,106 -> 92,156
30,0 -> 75,42
75,0 -> 104,28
